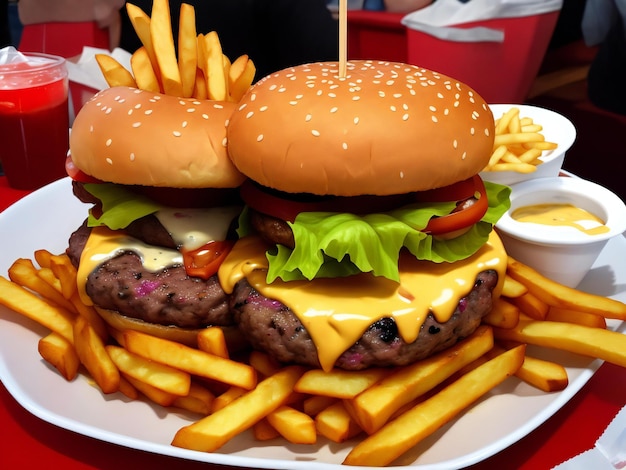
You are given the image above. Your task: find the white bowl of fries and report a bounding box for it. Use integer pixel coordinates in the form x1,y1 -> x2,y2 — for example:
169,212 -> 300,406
480,104 -> 576,186
495,177 -> 626,288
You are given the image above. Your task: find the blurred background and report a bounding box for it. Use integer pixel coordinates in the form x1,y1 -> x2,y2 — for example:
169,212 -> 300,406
1,0 -> 624,201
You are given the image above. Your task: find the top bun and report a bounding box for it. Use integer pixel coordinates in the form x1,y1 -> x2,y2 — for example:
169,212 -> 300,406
70,86 -> 245,188
227,60 -> 495,196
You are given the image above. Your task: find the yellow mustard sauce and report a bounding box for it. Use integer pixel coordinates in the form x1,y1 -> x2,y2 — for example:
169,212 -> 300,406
511,203 -> 609,235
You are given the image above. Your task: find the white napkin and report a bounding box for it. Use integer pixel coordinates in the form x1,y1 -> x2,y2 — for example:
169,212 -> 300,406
553,404 -> 626,469
66,46 -> 132,91
401,0 -> 563,43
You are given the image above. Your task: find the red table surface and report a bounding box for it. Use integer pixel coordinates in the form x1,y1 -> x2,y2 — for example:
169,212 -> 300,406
1,175 -> 625,470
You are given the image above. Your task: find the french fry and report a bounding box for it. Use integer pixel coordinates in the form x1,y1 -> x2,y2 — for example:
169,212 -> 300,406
212,386 -> 247,412
248,350 -> 282,378
202,31 -> 228,101
73,316 -> 119,394
266,405 -> 317,445
229,55 -> 256,102
8,258 -> 76,314
295,368 -> 389,399
177,2 -> 197,98
123,373 -> 178,407
482,297 -> 520,329
95,54 -> 137,88
172,382 -> 216,415
106,344 -> 191,396
171,366 -> 305,452
125,2 -> 160,82
33,249 -> 54,269
501,274 -> 528,298
494,319 -> 626,368
490,344 -> 568,392
150,0 -> 183,96
48,253 -> 77,300
196,326 -> 229,358
118,375 -> 139,400
69,291 -> 109,341
253,418 -> 281,441
0,275 -> 74,343
123,329 -> 257,390
131,46 -> 160,93
38,332 -> 80,381
507,257 -> 626,320
343,345 -> 526,466
345,325 -> 494,434
315,401 -> 362,443
484,107 -> 557,173
303,394 -> 339,417
510,291 -> 549,321
546,306 -> 607,329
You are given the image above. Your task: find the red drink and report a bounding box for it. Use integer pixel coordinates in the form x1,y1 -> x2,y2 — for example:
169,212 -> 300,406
0,52 -> 69,190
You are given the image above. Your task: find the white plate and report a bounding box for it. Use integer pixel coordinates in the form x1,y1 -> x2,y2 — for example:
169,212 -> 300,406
1,177 -> 626,469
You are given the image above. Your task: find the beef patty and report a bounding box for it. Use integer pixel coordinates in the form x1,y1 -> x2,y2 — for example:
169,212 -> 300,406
67,221 -> 234,329
230,270 -> 498,370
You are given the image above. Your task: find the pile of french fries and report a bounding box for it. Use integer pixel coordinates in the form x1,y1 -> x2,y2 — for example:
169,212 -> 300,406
2,246 -> 626,467
483,106 -> 559,174
97,0 -> 256,102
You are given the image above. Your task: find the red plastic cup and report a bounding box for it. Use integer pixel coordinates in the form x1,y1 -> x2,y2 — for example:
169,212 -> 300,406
0,51 -> 69,190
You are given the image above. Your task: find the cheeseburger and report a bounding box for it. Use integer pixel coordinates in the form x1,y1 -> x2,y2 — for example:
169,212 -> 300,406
223,60 -> 512,371
66,86 -> 246,347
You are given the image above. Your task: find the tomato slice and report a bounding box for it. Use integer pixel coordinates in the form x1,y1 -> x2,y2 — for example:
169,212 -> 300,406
423,175 -> 488,235
181,240 -> 234,280
240,180 -> 412,223
241,175 -> 488,237
65,154 -> 102,184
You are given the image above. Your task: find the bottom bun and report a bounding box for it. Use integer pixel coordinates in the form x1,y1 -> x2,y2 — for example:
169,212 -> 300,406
94,306 -> 249,351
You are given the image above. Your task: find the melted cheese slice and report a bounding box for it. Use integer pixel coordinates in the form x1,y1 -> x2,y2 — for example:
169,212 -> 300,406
219,232 -> 507,371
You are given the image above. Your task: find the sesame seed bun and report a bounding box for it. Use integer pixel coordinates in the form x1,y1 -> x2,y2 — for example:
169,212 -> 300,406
70,86 -> 246,188
226,60 -> 495,196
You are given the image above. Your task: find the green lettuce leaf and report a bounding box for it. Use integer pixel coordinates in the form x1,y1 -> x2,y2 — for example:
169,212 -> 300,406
264,181 -> 511,282
84,183 -> 163,230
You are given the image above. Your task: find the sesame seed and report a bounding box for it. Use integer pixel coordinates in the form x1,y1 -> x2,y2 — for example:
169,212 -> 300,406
187,108 -> 195,113
202,114 -> 209,119
429,106 -> 436,112
354,117 -> 360,125
289,101 -> 298,106
330,107 -> 338,113
390,106 -> 397,112
431,115 -> 438,123
260,106 -> 268,112
182,121 -> 188,128
305,114 -> 312,122
145,109 -> 153,115
134,104 -> 141,109
128,109 -> 133,116
132,122 -> 141,128
105,139 -> 112,147
257,134 -> 264,142
453,140 -> 458,149
400,171 -> 404,179
352,96 -> 360,101
470,127 -> 475,135
462,151 -> 467,160
105,108 -> 112,115
106,158 -> 113,165
342,142 -> 348,150
246,111 -> 254,119
402,114 -> 409,121
312,130 -> 320,137
173,131 -> 182,137
222,137 -> 227,147
89,125 -> 94,133
130,153 -> 135,161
